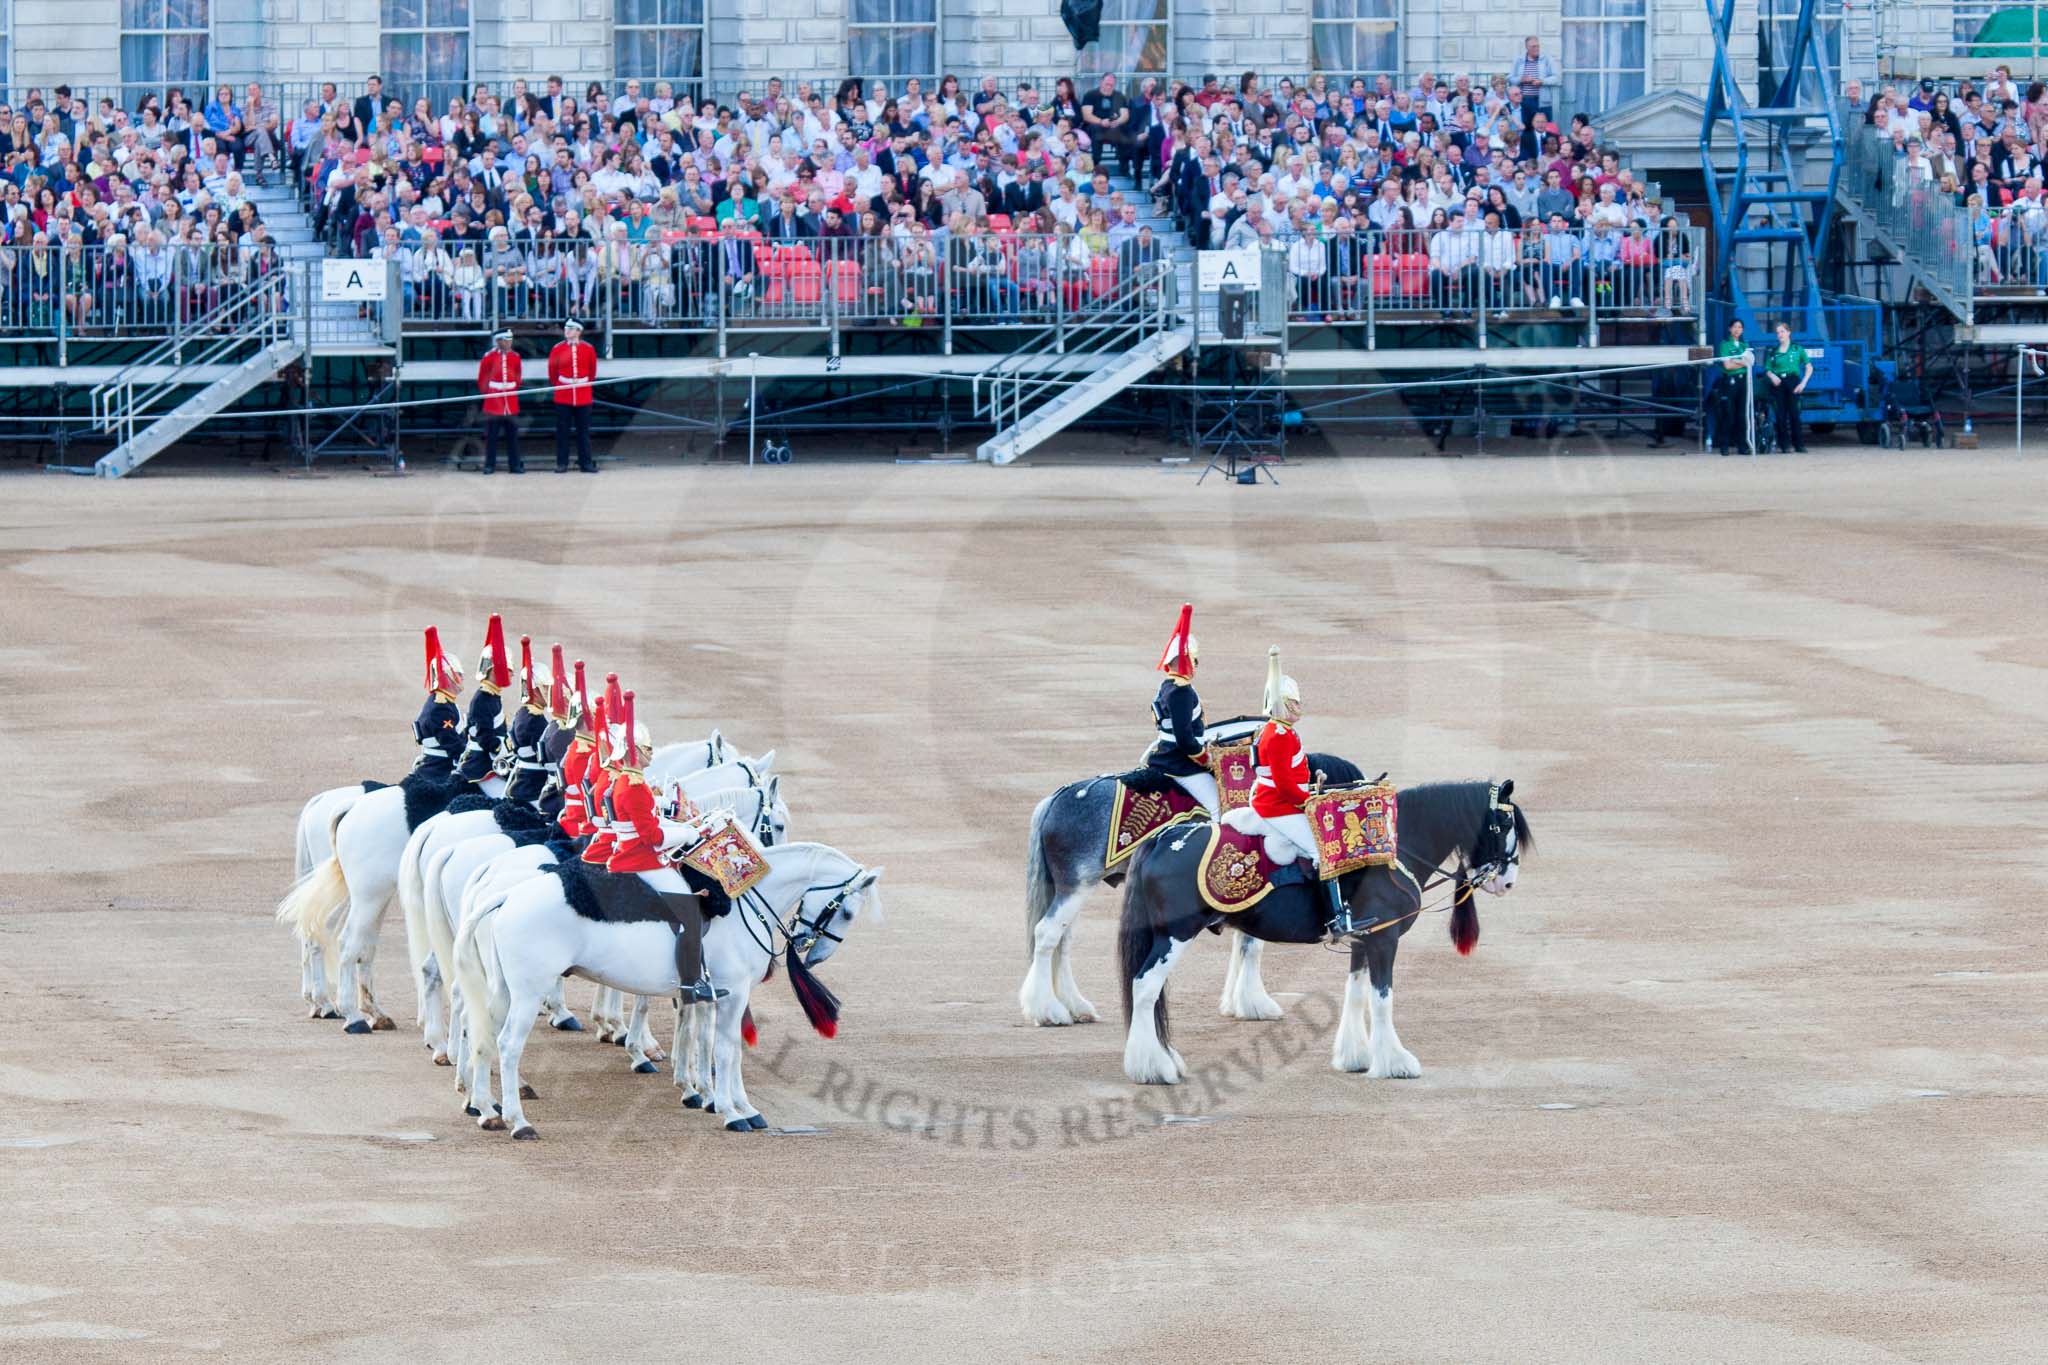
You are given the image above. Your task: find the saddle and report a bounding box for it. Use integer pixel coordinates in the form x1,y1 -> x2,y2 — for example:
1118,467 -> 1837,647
397,770 -> 468,831
546,858 -> 697,928
1192,819 -> 1313,914
491,799 -> 554,846
1105,778 -> 1204,870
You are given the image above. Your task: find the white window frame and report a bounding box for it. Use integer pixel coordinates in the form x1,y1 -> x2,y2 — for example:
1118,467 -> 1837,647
0,1 -> 12,95
1309,0 -> 1404,85
120,0 -> 213,93
1561,0 -> 1649,117
379,0 -> 473,112
615,0 -> 709,104
848,0 -> 941,88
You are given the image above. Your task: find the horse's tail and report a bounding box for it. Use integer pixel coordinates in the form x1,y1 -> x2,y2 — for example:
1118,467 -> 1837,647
398,825 -> 436,1016
1116,843 -> 1169,1050
293,798 -> 320,880
1450,870 -> 1479,956
277,854 -> 350,958
1023,791 -> 1058,957
451,877 -> 512,1066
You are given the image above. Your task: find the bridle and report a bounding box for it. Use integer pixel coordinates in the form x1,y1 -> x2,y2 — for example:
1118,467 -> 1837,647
736,867 -> 865,960
1335,785 -> 1521,943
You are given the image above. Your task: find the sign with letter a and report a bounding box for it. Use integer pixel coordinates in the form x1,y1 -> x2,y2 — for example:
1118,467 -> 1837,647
1197,249 -> 1261,294
322,259 -> 388,302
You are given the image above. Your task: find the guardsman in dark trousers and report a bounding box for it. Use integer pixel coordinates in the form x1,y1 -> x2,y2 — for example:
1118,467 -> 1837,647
477,329 -> 524,473
548,318 -> 598,472
1147,602 -> 1219,816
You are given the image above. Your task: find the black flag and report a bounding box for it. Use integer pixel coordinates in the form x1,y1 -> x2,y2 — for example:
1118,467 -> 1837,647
1061,0 -> 1103,51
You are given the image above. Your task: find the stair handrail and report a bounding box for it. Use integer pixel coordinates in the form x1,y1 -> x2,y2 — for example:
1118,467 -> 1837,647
975,256 -> 1180,439
90,257 -> 292,452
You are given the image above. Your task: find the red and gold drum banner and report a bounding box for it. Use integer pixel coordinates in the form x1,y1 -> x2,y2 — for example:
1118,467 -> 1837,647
1306,783 -> 1398,878
680,817 -> 771,897
1208,741 -> 1257,813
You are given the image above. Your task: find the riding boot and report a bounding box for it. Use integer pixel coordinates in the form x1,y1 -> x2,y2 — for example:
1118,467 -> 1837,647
667,892 -> 729,1003
1323,874 -> 1358,939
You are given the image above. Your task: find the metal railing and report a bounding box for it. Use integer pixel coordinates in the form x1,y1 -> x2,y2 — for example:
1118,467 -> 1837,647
1836,100 -> 1976,317
0,241 -> 290,364
973,254 -> 1179,436
1266,224 -> 1707,336
88,264 -> 293,453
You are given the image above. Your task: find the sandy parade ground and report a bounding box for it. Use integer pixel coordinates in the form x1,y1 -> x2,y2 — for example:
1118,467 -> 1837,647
2,448 -> 2046,1363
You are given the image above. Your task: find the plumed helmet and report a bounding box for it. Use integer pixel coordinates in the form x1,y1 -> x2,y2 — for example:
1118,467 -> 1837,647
1262,645 -> 1300,720
423,625 -> 465,697
1157,602 -> 1197,679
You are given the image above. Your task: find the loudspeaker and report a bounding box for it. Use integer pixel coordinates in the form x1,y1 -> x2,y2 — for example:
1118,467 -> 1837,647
1218,283 -> 1247,340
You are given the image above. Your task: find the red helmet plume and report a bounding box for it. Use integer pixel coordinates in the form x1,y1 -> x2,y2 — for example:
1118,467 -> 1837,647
423,625 -> 463,696
1157,603 -> 1196,679
482,614 -> 512,691
573,660 -> 592,736
549,645 -> 571,721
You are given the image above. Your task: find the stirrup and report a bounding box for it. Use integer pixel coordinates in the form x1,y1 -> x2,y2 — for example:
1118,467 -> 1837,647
681,975 -> 729,1004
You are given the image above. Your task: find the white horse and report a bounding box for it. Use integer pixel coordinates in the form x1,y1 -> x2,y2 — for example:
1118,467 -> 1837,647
291,783 -> 368,1018
453,841 -> 881,1138
432,773 -> 789,1089
397,738 -> 758,1061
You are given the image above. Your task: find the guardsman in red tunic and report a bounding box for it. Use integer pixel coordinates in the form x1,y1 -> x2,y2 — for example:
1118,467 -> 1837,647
535,644 -> 576,823
477,329 -> 524,475
606,690 -> 727,1002
579,673 -> 627,864
556,659 -> 596,837
547,318 -> 598,473
412,626 -> 465,777
1244,646 -> 1355,936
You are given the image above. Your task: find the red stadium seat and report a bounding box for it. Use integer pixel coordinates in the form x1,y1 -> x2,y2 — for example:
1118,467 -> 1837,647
1087,257 -> 1116,298
829,258 -> 861,300
1397,253 -> 1428,295
987,214 -> 1011,230
690,216 -> 719,232
789,258 -> 822,305
1368,253 -> 1398,296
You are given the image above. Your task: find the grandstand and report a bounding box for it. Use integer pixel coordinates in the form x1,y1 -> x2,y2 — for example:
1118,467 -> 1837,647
5,1 -> 2044,472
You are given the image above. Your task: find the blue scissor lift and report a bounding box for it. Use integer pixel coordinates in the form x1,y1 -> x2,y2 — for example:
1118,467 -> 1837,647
1701,0 -> 1892,438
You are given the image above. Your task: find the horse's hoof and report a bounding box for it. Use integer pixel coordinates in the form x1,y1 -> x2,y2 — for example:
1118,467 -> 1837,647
370,1016 -> 397,1032
343,1019 -> 372,1035
432,1052 -> 451,1066
705,1102 -> 719,1114
552,1016 -> 584,1032
463,1105 -> 481,1117
682,1094 -> 704,1110
480,1116 -> 507,1132
746,1114 -> 769,1130
723,1117 -> 752,1132
633,1061 -> 658,1074
518,1084 -> 537,1100
511,1125 -> 539,1141
613,1036 -> 627,1048
319,1008 -> 341,1020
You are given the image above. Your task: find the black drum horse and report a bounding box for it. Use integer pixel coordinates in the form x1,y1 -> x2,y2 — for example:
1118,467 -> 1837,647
1116,780 -> 1532,1085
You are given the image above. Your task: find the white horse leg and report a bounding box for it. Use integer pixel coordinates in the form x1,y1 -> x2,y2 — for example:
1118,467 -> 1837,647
1222,934 -> 1284,1020
692,1001 -> 718,1111
1122,937 -> 1188,1085
1217,930 -> 1245,1016
494,986 -> 547,1139
542,976 -> 581,1031
714,994 -> 762,1130
1019,889 -> 1086,1026
1366,985 -> 1421,1080
356,932 -> 397,1030
1051,921 -> 1098,1023
301,937 -> 339,1019
591,985 -> 624,1042
1331,969 -> 1373,1073
624,995 -> 662,1073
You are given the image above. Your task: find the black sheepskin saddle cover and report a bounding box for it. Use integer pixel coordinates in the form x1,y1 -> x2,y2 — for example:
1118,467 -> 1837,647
399,772 -> 468,830
361,779 -> 392,793
444,791 -> 498,816
545,857 -> 689,926
492,800 -> 554,846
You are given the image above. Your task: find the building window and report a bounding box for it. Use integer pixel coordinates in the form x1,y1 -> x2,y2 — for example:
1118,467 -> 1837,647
121,0 -> 210,89
849,0 -> 937,85
1086,0 -> 1169,77
1562,0 -> 1647,116
381,0 -> 470,112
0,1 -> 11,94
616,0 -> 706,100
1310,0 -> 1401,81
1762,0 -> 1839,108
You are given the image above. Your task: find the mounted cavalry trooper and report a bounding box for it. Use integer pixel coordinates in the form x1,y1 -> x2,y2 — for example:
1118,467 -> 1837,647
579,673 -> 627,865
535,644 -> 577,821
1146,602 -> 1219,817
413,626 -> 465,776
603,690 -> 728,1003
453,613 -> 513,787
556,660 -> 597,837
502,636 -> 553,807
1236,646 -> 1356,938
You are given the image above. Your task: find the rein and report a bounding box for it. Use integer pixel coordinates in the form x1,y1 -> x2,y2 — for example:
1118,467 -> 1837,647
1319,785 -> 1519,948
734,868 -> 863,960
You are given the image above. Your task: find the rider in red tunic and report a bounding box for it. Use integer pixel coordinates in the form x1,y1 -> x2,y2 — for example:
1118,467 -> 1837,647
603,690 -> 726,1002
1243,647 -> 1356,937
555,660 -> 596,837
579,674 -> 627,864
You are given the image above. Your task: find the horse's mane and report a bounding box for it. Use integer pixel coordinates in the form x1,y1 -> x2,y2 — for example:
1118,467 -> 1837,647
1396,780 -> 1535,858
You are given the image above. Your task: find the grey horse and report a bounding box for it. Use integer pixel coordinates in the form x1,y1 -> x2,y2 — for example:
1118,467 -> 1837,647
1019,725 -> 1358,1026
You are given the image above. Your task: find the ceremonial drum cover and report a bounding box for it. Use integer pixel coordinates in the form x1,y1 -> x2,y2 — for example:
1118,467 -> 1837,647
679,816 -> 772,897
1208,740 -> 1257,813
1306,782 -> 1398,878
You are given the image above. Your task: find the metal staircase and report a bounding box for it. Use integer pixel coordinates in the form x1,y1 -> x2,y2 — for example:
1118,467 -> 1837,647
1702,0 -> 1843,338
973,258 -> 1190,463
85,272 -> 303,478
